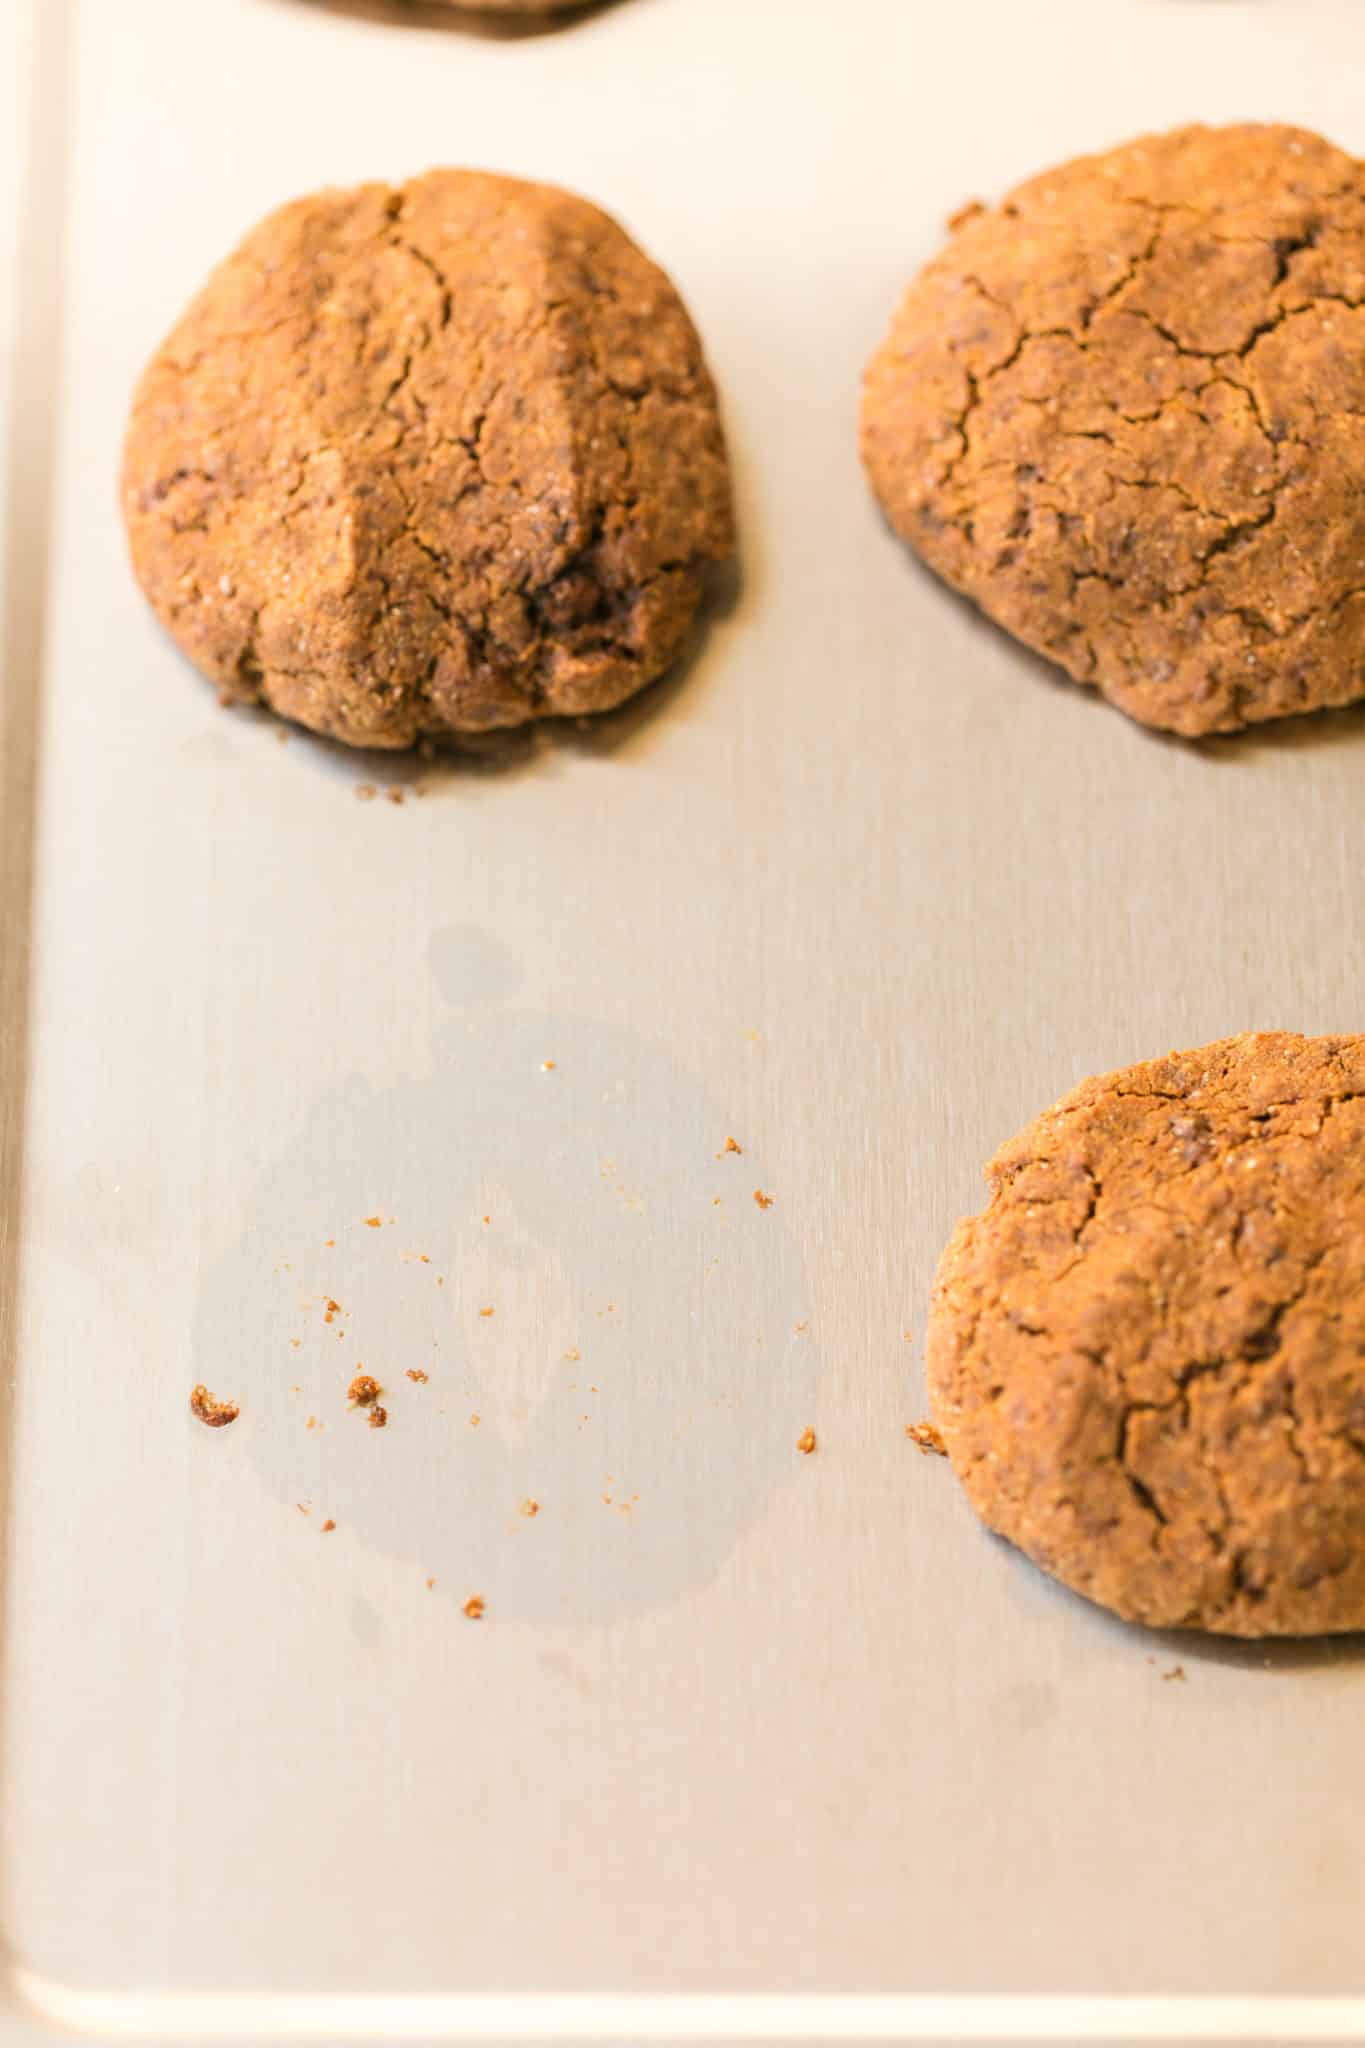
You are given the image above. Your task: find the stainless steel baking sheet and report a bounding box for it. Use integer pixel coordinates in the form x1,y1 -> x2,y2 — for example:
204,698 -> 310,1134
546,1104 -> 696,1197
6,0 -> 1365,2042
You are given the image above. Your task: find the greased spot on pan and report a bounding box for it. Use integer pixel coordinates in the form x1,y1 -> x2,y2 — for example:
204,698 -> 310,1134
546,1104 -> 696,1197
194,928 -> 820,1626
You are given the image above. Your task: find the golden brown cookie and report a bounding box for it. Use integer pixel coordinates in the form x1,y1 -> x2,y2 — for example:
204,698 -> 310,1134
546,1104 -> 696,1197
122,171 -> 733,748
927,1033 -> 1365,1635
861,124 -> 1365,737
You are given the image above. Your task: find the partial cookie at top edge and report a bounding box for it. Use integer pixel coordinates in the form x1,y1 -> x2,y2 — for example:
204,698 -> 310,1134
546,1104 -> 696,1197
427,2 -> 598,12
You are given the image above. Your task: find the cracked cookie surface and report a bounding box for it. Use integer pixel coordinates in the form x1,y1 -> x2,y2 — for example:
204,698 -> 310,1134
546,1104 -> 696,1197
927,1033 -> 1365,1635
861,124 -> 1365,737
122,169 -> 733,748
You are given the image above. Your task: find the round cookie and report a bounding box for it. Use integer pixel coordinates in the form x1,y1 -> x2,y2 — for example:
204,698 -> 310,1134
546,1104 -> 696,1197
861,124 -> 1365,737
927,1033 -> 1365,1636
122,170 -> 733,748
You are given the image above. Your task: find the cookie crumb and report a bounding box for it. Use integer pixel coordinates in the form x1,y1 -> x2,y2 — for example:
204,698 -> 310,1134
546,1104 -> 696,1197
753,1189 -> 774,1209
463,1595 -> 486,1620
289,1337 -> 301,1350
541,1059 -> 557,1071
718,1136 -> 742,1156
947,198 -> 986,232
325,1238 -> 335,1247
368,1404 -> 388,1430
296,1503 -> 310,1515
190,1383 -> 239,1427
793,1321 -> 808,1334
355,784 -> 376,803
521,1499 -> 540,1517
469,1413 -> 481,1427
306,1415 -> 319,1430
347,1373 -> 382,1407
479,1306 -> 495,1318
321,1518 -> 336,1534
563,1346 -> 580,1362
906,1421 -> 948,1457
385,786 -> 404,805
364,1215 -> 382,1228
406,1368 -> 429,1384
323,1297 -> 341,1324
426,1576 -> 436,1589
797,1427 -> 817,1455
1163,1665 -> 1187,1683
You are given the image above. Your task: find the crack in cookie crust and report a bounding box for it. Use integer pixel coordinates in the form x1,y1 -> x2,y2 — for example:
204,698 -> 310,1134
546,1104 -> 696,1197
861,124 -> 1365,736
926,1032 -> 1365,1636
122,169 -> 734,748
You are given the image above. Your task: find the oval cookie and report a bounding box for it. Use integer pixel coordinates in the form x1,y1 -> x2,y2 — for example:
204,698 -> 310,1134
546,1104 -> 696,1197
122,170 -> 733,748
862,124 -> 1365,737
928,1032 -> 1365,1634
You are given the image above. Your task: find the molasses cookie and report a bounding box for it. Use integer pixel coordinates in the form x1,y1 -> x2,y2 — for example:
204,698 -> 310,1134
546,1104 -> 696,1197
123,170 -> 733,747
862,124 -> 1365,736
927,1033 -> 1365,1634
431,1 -> 594,10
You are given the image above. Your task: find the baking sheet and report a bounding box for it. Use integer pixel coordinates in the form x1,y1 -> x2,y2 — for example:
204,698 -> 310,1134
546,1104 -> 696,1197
6,0 -> 1365,2041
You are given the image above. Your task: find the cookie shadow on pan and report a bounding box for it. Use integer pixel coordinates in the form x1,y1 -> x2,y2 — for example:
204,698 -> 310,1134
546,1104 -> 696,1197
1143,1624 -> 1365,1674
256,554 -> 742,790
902,554 -> 1365,756
1007,1544 -> 1365,1672
264,0 -> 633,38
1195,697 -> 1365,763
